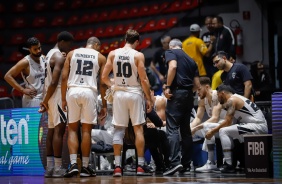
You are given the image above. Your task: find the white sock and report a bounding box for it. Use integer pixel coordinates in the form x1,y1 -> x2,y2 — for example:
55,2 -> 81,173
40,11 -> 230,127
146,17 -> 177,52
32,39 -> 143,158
138,157 -> 145,166
207,144 -> 215,164
82,157 -> 89,167
223,151 -> 232,165
70,154 -> 77,165
114,156 -> 121,167
47,156 -> 54,168
54,157 -> 62,169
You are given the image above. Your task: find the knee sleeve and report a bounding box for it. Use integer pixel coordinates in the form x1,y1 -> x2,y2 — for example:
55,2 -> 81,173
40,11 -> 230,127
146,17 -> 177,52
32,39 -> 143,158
113,127 -> 126,145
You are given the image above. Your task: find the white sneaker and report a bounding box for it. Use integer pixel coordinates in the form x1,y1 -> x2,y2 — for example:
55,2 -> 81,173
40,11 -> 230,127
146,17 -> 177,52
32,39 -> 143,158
100,157 -> 110,170
195,160 -> 217,173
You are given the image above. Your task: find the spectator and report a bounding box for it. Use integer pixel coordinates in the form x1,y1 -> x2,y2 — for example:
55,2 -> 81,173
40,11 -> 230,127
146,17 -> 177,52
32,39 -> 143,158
4,37 -> 45,107
205,84 -> 268,173
150,35 -> 171,83
163,39 -> 200,176
182,24 -> 214,77
250,61 -> 273,101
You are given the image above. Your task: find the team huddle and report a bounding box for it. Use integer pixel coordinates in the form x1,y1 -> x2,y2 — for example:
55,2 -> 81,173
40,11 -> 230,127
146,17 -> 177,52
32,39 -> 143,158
4,29 -> 268,178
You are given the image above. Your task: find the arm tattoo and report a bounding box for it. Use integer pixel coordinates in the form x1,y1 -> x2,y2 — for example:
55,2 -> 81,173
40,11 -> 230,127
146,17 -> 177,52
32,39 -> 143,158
226,99 -> 235,116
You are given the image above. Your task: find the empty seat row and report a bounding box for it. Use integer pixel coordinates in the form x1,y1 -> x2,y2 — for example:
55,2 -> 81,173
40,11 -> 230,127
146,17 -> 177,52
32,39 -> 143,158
1,0 -> 138,13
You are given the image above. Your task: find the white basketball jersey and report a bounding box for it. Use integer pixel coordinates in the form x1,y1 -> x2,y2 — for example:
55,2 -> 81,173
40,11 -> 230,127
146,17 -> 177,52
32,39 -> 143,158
112,48 -> 142,95
67,48 -> 99,91
21,55 -> 45,99
204,90 -> 226,119
44,48 -> 62,89
232,94 -> 267,124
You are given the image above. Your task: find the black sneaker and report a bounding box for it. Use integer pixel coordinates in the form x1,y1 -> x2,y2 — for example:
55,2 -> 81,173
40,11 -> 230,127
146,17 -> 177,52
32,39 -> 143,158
136,165 -> 153,176
217,162 -> 235,173
155,167 -> 164,175
80,166 -> 96,177
64,163 -> 79,178
179,167 -> 191,175
163,164 -> 183,176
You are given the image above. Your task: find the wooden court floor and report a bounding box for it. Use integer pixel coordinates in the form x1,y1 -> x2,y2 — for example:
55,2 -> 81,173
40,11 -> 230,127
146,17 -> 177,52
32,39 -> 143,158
1,172 -> 281,184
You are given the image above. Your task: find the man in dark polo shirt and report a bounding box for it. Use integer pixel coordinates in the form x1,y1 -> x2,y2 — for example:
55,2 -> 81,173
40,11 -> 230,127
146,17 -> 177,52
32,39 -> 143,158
163,39 -> 200,176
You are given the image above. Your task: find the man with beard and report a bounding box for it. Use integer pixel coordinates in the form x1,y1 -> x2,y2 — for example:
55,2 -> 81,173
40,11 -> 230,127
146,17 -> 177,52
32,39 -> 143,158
38,31 -> 74,178
205,84 -> 268,173
5,37 -> 45,107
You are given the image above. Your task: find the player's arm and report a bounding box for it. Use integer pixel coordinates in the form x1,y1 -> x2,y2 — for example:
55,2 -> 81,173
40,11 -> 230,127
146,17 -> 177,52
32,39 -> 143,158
101,51 -> 114,87
243,80 -> 252,99
190,99 -> 205,128
155,97 -> 166,126
204,102 -> 223,123
205,98 -> 236,139
41,52 -> 65,110
61,51 -> 73,112
4,58 -> 36,96
98,53 -> 107,121
136,52 -> 153,112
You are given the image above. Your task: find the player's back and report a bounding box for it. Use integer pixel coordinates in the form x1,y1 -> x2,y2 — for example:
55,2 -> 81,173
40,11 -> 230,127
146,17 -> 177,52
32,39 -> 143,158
44,48 -> 61,88
68,48 -> 100,91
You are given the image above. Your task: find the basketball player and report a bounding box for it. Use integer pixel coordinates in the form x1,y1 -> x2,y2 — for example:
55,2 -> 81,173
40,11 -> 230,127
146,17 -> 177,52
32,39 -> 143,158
101,29 -> 153,177
4,37 -> 45,107
38,31 -> 74,177
205,84 -> 268,173
62,37 -> 107,177
190,77 -> 227,172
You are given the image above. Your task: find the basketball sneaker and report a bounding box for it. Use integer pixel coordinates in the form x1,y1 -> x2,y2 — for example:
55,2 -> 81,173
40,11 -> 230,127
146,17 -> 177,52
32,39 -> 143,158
195,160 -> 217,173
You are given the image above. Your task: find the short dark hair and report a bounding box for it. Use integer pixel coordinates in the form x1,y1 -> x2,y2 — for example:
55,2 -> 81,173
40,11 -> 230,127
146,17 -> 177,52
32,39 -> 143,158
199,77 -> 211,86
26,37 -> 40,48
125,29 -> 139,44
216,84 -> 234,94
214,16 -> 223,24
211,51 -> 229,60
57,31 -> 74,42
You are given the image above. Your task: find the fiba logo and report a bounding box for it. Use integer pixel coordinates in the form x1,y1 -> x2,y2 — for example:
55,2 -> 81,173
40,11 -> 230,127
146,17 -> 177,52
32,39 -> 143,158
0,115 -> 29,145
248,141 -> 265,155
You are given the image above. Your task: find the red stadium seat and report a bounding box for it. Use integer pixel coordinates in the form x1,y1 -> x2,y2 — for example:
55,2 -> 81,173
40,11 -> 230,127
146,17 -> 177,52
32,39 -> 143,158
165,0 -> 182,13
94,27 -> 105,38
48,32 -> 59,43
104,26 -> 114,37
10,34 -> 26,45
0,86 -> 9,97
11,17 -> 27,28
51,16 -> 65,27
129,7 -> 139,18
180,0 -> 199,11
113,24 -> 125,36
119,8 -> 129,19
67,15 -> 80,26
99,11 -> 109,22
32,17 -> 47,28
108,40 -> 119,52
75,30 -> 85,41
13,2 -> 27,13
8,51 -> 24,63
136,38 -> 152,50
80,14 -> 90,24
148,4 -> 160,15
153,18 -> 167,31
84,29 -> 95,39
89,12 -> 99,23
138,5 -> 150,17
53,0 -> 67,11
34,1 -> 48,11
134,21 -> 144,31
34,33 -> 46,43
167,17 -> 178,28
100,42 -> 110,54
124,23 -> 135,32
71,0 -> 83,9
108,9 -> 119,20
159,2 -> 169,12
139,20 -> 156,33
